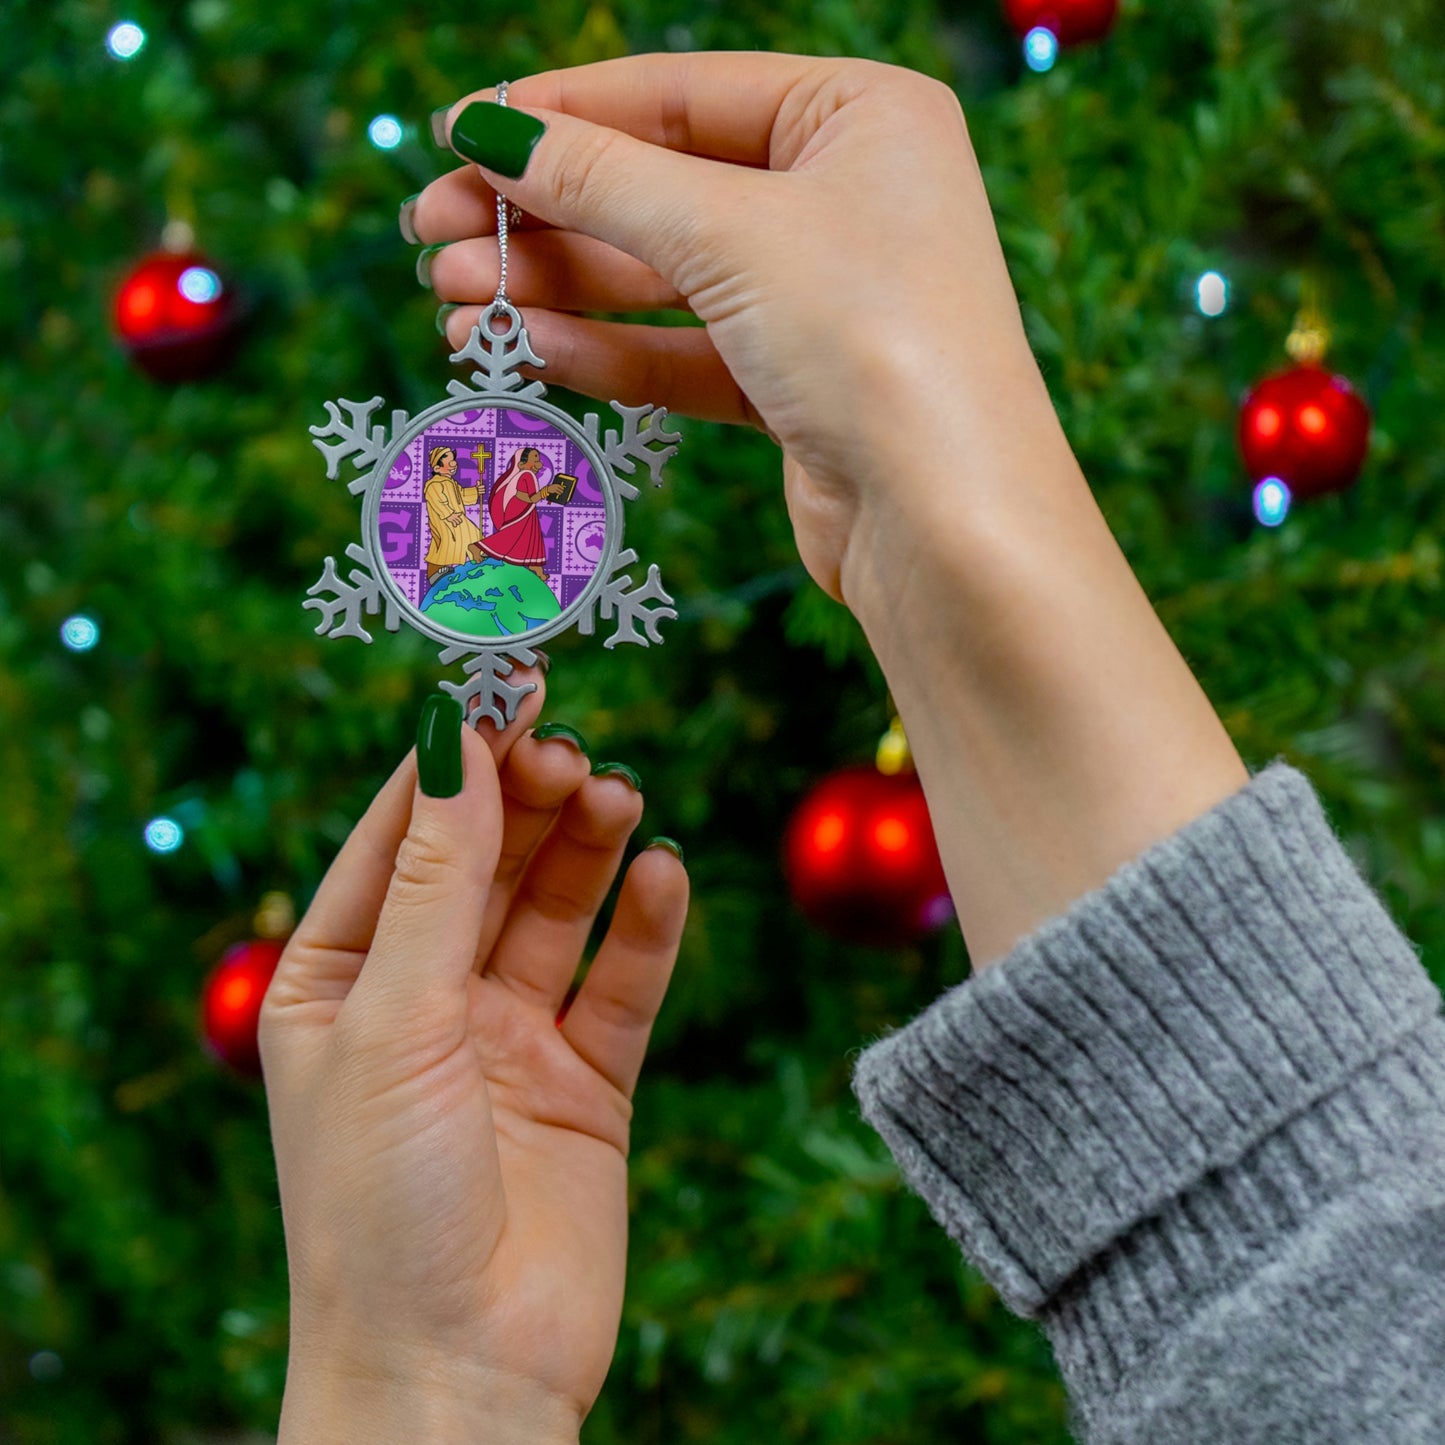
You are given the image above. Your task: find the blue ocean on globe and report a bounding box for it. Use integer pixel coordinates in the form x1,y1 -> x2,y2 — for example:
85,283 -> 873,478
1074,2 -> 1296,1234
419,558 -> 562,638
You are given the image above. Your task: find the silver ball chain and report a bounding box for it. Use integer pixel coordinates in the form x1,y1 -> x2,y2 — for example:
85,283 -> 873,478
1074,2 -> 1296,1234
491,82 -> 524,318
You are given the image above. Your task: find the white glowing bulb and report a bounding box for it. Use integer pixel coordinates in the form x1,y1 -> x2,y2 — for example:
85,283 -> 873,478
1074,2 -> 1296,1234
60,615 -> 101,651
144,817 -> 185,853
1196,270 -> 1229,317
368,114 -> 404,150
106,21 -> 146,59
1024,27 -> 1059,72
1253,477 -> 1291,528
178,266 -> 222,303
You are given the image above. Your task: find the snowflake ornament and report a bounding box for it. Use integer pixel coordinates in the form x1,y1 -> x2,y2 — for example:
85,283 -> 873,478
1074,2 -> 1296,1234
306,302 -> 681,728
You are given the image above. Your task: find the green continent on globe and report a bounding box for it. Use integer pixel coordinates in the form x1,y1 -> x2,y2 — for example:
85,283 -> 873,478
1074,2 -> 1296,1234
420,558 -> 562,638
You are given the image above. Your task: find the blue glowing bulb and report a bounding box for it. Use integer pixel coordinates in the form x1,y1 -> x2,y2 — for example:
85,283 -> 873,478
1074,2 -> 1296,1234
368,114 -> 404,150
1253,477 -> 1292,528
60,615 -> 100,652
178,266 -> 222,303
1024,26 -> 1059,72
144,817 -> 185,853
1196,270 -> 1229,317
106,21 -> 146,59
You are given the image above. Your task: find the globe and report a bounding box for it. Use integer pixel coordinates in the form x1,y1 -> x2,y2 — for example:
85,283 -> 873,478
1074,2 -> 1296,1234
419,558 -> 563,638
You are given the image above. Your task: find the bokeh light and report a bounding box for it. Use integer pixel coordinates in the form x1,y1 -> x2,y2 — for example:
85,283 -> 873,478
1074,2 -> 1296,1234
105,21 -> 146,59
1196,270 -> 1229,317
178,266 -> 223,303
60,615 -> 100,652
144,817 -> 185,853
368,114 -> 404,150
1253,476 -> 1292,528
1024,26 -> 1059,72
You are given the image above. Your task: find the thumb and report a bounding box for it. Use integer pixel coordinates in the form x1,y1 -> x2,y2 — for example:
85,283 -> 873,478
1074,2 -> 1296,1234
347,695 -> 503,1026
442,94 -> 749,291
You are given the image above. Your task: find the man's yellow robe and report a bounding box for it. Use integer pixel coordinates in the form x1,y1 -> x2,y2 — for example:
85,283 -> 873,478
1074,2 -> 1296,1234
424,473 -> 482,571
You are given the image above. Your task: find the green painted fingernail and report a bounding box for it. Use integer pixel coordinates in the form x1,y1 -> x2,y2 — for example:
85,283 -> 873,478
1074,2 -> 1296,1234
416,242 -> 448,289
398,193 -> 421,245
533,722 -> 589,755
435,302 -> 460,337
417,694 -> 464,798
644,836 -> 684,865
450,100 -> 547,179
592,760 -> 642,791
430,105 -> 453,148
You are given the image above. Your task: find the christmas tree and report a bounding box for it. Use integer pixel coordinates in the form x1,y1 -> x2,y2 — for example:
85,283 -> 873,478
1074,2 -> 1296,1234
5,0 -> 1445,1440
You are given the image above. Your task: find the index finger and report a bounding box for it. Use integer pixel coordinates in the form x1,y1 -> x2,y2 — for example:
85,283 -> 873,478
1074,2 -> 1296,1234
471,51 -> 849,167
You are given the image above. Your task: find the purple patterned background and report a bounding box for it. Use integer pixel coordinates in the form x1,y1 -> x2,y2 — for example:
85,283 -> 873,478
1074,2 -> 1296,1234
377,407 -> 607,611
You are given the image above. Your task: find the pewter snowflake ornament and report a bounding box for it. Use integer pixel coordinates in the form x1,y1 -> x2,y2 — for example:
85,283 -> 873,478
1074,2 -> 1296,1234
305,302 -> 681,728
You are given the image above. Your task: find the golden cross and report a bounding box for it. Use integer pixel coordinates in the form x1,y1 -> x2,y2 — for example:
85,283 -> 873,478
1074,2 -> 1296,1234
469,441 -> 492,475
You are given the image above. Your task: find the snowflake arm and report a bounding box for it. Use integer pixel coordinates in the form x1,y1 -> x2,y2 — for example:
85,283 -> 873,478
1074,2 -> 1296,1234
309,398 -> 409,491
583,402 -> 681,501
578,549 -> 677,648
436,647 -> 539,730
448,311 -> 547,400
303,544 -> 398,642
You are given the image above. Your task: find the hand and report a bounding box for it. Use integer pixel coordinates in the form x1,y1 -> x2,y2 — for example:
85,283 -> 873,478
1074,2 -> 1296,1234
447,510 -> 465,526
260,678 -> 689,1441
414,53 -> 1065,604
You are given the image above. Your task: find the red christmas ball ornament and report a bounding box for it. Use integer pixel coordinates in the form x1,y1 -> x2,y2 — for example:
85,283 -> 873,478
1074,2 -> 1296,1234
113,250 -> 239,382
784,765 -> 954,948
1003,0 -> 1118,46
1238,362 -> 1372,501
200,939 -> 284,1077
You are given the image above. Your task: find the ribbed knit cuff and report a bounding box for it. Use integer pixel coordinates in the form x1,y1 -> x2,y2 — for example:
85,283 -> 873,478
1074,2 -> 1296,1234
849,758 -> 1444,1322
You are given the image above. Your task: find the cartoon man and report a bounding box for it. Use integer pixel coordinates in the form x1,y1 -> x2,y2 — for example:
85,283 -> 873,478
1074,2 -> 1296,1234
481,446 -> 564,580
422,445 -> 482,587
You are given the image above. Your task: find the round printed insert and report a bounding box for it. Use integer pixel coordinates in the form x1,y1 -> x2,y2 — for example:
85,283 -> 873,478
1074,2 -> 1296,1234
373,406 -> 608,641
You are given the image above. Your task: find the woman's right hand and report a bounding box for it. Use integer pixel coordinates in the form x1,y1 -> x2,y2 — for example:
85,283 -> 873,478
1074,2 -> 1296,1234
411,53 -> 1071,607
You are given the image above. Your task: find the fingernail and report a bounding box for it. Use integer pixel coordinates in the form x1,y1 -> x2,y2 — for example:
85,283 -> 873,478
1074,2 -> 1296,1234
416,242 -> 449,289
644,836 -> 684,865
429,105 -> 453,148
533,722 -> 589,756
450,100 -> 547,179
591,760 -> 642,791
435,302 -> 460,337
417,694 -> 464,798
531,648 -> 552,676
398,193 -> 421,245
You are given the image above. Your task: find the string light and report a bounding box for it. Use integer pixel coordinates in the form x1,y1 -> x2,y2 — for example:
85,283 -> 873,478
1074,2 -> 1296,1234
105,21 -> 146,59
178,265 -> 223,303
28,1351 -> 63,1383
60,615 -> 100,652
1196,270 -> 1229,317
1253,477 -> 1291,529
144,817 -> 185,853
367,114 -> 404,150
1024,27 -> 1059,72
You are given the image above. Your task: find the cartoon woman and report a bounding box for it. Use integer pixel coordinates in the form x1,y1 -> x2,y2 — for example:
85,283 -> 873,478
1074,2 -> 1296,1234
422,446 -> 482,586
481,446 -> 564,580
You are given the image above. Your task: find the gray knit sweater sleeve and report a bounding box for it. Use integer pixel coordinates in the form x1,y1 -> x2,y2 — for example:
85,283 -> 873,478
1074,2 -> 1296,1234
849,758 -> 1445,1442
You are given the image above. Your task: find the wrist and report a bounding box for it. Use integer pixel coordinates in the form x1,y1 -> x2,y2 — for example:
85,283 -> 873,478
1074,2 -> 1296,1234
839,355 -> 1080,630
279,1338 -> 582,1445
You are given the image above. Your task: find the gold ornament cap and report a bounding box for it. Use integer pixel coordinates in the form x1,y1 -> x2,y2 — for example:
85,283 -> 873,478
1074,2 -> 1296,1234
253,891 -> 296,940
1285,285 -> 1331,365
876,715 -> 913,775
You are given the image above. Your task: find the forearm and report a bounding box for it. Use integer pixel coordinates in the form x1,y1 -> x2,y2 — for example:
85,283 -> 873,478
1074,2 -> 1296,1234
843,375 -> 1249,972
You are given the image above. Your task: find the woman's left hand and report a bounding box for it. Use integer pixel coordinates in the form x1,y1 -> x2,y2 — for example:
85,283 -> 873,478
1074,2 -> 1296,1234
260,676 -> 688,1443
